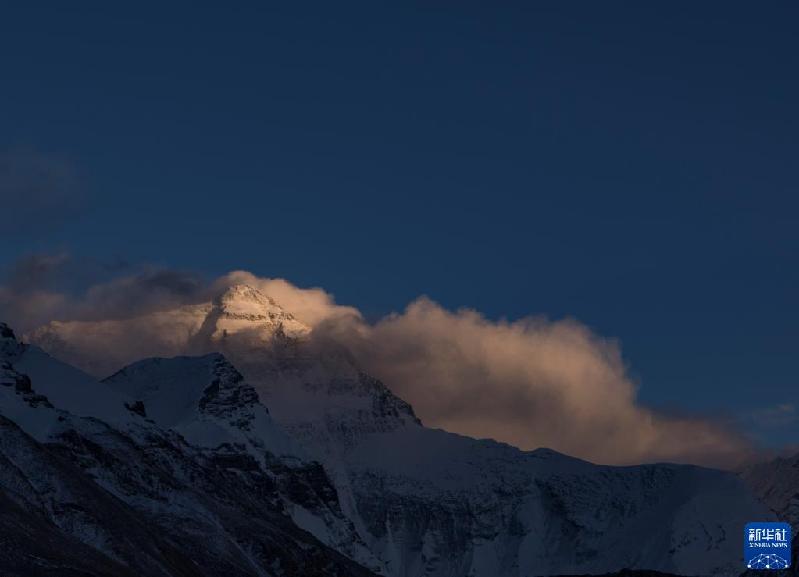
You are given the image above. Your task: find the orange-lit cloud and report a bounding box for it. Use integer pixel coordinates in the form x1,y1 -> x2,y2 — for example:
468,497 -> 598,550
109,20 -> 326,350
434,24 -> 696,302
1,260 -> 754,468
314,297 -> 752,467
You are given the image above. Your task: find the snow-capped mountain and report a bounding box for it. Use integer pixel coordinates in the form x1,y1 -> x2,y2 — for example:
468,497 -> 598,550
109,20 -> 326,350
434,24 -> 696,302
20,285 -> 782,576
0,322 -> 380,577
101,352 -> 382,571
102,353 -> 301,461
199,283 -> 309,342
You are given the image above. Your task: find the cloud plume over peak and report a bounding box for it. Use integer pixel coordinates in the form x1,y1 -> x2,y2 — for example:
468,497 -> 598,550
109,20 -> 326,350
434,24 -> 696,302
214,270 -> 362,327
0,256 -> 753,468
324,297 -> 751,467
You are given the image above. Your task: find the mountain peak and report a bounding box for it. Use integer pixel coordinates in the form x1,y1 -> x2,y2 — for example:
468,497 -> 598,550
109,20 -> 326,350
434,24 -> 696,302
217,283 -> 278,310
197,284 -> 310,345
103,352 -> 302,459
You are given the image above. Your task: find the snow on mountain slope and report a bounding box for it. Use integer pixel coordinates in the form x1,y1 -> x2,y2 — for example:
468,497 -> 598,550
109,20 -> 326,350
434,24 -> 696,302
201,283 -> 309,342
101,352 -> 384,569
0,322 -> 381,577
1,322 -> 138,441
240,349 -> 769,577
345,424 -> 770,577
181,287 -> 778,576
102,353 -> 301,461
25,287 -> 777,577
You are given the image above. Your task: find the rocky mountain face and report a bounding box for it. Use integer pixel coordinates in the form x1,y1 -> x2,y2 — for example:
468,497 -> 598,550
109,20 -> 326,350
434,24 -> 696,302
0,322 -> 379,577
12,285 -> 787,576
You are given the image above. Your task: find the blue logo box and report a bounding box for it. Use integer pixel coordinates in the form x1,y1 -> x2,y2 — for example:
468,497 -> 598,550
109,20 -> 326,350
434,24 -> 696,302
745,522 -> 792,570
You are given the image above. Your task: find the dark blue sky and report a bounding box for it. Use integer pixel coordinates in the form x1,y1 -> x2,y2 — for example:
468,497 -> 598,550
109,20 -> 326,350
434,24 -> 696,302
2,2 -> 797,442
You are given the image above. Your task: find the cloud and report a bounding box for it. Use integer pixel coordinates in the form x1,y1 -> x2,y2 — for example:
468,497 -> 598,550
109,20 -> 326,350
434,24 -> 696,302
213,271 -> 361,326
0,253 -> 72,331
315,297 -> 753,468
0,254 -> 206,332
80,268 -> 205,320
0,260 -> 755,468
